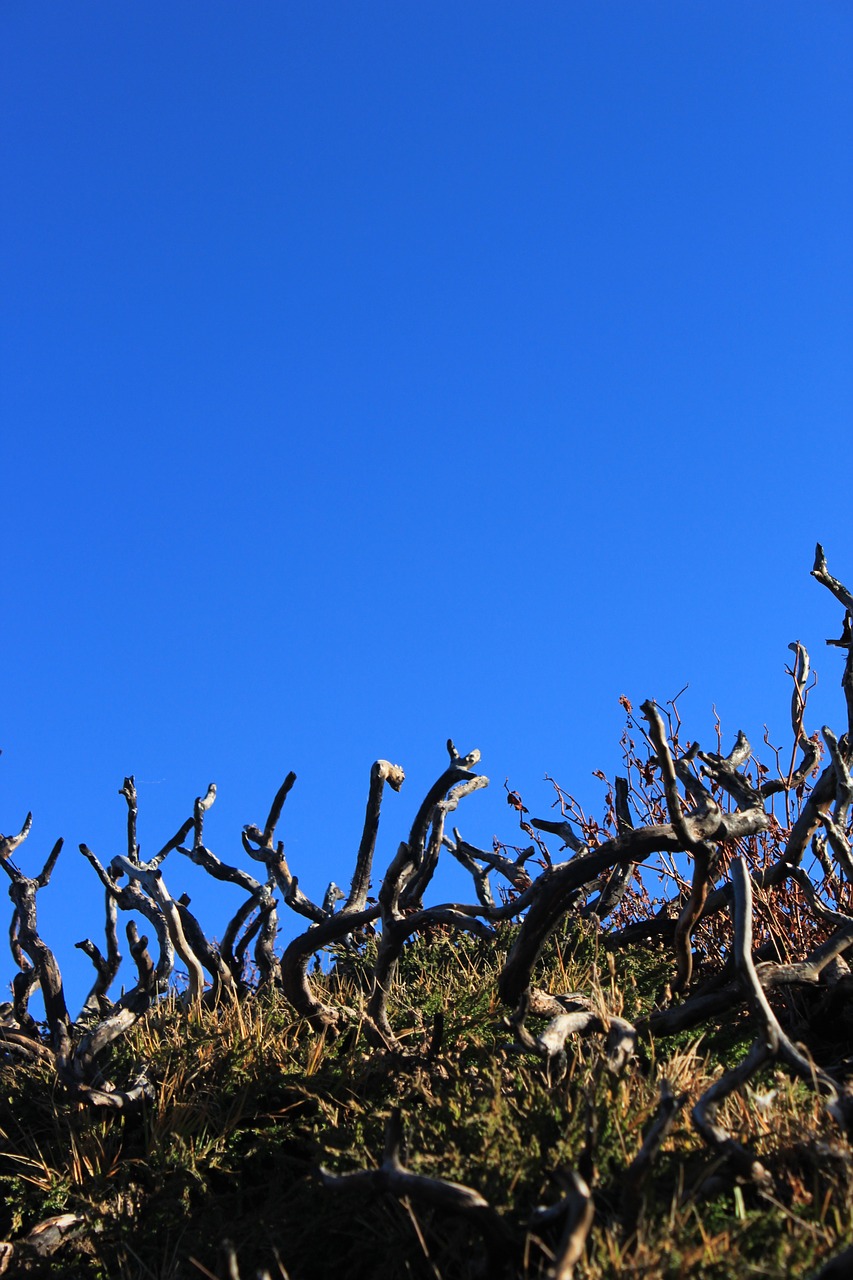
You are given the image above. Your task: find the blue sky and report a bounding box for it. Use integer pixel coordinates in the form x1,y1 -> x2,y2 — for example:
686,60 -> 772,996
2,3 -> 851,1008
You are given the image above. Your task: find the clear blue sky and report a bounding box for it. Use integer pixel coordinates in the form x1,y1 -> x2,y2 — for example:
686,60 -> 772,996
2,3 -> 851,1008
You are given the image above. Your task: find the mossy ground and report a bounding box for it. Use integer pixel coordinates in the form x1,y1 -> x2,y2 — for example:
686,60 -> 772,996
1,923 -> 851,1279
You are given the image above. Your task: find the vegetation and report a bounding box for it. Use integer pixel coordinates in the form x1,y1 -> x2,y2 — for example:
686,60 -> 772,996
2,545 -> 853,1279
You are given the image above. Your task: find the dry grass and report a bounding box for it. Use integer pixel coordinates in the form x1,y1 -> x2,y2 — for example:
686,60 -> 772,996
1,921 -> 851,1279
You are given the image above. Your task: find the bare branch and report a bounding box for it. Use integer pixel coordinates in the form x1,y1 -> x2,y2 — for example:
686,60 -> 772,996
641,702 -> 702,847
119,777 -> 139,863
1,850 -> 72,1062
367,906 -> 495,1053
0,1213 -> 85,1272
405,745 -> 485,874
530,817 -> 586,854
345,759 -> 405,913
280,904 -> 380,1034
262,771 -> 296,846
0,811 -> 33,875
729,857 -> 842,1117
812,542 -> 853,614
509,997 -> 636,1083
443,832 -> 495,909
176,897 -> 237,1003
779,762 -> 837,868
786,640 -> 811,744
80,845 -> 175,988
110,855 -> 206,1004
36,838 -> 63,888
691,1037 -> 775,1189
402,772 -> 489,909
672,840 -> 717,994
191,783 -> 217,853
550,1171 -> 594,1280
319,1110 -> 508,1268
149,817 -> 195,870
76,887 -> 122,1018
824,725 -> 853,828
812,544 -> 853,742
453,834 -> 536,891
821,812 -> 853,882
499,792 -> 769,1010
221,884 -> 276,985
621,1081 -> 687,1233
126,920 -> 155,992
179,835 -> 262,896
